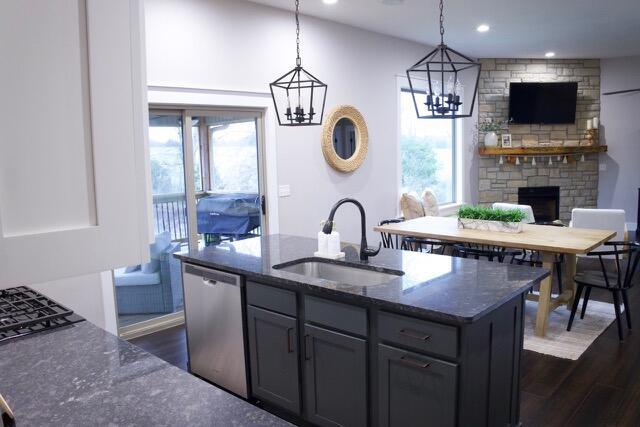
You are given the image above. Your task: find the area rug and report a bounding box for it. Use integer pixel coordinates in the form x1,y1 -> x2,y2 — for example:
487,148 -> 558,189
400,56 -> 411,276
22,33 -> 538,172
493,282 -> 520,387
522,298 -> 621,360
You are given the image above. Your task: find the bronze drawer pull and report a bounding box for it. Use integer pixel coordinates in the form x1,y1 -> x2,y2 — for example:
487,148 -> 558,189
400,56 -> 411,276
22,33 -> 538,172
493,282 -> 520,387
399,355 -> 431,369
399,328 -> 431,341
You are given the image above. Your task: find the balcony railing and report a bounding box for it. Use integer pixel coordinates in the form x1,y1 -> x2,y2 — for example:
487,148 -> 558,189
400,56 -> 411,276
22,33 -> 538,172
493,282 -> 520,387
152,192 -> 261,243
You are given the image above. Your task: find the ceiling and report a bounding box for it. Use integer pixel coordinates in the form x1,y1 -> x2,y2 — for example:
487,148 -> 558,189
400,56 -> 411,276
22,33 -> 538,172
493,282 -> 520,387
246,0 -> 640,58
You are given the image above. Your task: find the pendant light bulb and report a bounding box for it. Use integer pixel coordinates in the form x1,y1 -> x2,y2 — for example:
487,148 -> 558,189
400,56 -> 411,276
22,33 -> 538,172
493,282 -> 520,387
557,156 -> 561,161
532,157 -> 536,166
499,155 -> 504,165
563,156 -> 568,164
580,154 -> 585,162
515,157 -> 520,166
548,157 -> 553,166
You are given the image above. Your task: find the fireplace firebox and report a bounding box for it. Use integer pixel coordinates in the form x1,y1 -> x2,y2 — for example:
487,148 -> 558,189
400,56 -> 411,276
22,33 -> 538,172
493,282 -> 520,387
518,186 -> 560,223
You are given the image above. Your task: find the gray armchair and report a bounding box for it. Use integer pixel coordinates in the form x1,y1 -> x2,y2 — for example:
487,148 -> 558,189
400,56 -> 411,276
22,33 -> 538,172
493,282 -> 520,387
114,232 -> 183,315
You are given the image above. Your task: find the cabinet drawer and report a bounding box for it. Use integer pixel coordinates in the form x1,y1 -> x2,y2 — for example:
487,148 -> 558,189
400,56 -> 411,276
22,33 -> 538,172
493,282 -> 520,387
247,281 -> 297,317
378,311 -> 457,358
378,344 -> 457,427
305,295 -> 367,336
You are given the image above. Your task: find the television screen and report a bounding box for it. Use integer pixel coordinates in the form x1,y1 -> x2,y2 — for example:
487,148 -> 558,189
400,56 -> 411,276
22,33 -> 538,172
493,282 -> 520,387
508,82 -> 578,124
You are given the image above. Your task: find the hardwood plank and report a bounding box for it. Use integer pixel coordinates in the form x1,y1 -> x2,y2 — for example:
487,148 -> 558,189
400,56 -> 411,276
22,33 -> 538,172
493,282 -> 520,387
566,384 -> 624,427
130,325 -> 188,371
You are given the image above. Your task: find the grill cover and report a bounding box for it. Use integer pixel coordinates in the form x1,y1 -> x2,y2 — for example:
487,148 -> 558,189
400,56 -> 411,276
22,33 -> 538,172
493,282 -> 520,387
196,193 -> 261,235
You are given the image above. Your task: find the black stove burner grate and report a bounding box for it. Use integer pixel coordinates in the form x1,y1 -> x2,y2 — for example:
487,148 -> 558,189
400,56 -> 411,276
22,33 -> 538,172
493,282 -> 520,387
0,286 -> 84,343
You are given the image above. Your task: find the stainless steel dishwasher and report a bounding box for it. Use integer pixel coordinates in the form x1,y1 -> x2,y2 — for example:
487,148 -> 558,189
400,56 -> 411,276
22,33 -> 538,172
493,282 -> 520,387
182,263 -> 247,398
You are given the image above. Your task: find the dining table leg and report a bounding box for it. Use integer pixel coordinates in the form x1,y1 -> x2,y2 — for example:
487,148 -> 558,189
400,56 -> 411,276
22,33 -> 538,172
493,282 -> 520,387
563,253 -> 578,309
534,252 -> 556,337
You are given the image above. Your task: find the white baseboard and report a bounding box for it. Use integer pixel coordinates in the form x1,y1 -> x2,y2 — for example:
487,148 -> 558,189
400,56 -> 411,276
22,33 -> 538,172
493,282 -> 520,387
119,311 -> 185,340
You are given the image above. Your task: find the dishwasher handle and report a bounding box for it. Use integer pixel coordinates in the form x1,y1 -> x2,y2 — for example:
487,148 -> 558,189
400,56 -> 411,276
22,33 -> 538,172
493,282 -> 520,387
184,264 -> 241,287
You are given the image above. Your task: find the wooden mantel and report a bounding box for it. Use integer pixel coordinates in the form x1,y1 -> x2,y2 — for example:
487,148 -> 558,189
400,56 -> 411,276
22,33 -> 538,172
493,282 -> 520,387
478,145 -> 608,156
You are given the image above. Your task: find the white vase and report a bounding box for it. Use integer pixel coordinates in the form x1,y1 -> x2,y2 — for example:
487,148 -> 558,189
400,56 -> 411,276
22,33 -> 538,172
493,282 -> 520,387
484,131 -> 498,147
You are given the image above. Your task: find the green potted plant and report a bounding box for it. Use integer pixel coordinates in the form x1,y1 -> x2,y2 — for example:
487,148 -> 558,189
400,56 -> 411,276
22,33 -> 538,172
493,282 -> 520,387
478,119 -> 505,147
457,205 -> 526,233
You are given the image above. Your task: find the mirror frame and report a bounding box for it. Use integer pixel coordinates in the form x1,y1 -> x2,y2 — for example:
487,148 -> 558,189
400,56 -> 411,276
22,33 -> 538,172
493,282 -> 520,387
321,105 -> 368,173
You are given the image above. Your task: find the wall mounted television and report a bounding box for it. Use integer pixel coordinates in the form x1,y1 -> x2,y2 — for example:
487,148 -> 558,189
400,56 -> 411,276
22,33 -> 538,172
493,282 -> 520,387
508,82 -> 578,124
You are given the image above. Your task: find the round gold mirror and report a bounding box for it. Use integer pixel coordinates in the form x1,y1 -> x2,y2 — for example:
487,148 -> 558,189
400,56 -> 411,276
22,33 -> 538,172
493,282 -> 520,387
322,105 -> 368,173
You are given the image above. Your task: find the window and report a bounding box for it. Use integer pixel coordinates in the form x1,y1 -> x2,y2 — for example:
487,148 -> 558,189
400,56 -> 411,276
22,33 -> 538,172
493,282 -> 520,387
399,88 -> 456,205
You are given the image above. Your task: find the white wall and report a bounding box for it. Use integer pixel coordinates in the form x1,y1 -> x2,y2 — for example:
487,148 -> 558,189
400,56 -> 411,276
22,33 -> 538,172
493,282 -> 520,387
599,56 -> 640,230
145,0 -> 474,244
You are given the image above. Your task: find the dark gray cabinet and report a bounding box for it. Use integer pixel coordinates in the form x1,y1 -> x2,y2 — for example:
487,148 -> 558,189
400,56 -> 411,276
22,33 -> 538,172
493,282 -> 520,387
378,344 -> 457,427
303,324 -> 367,427
247,305 -> 301,414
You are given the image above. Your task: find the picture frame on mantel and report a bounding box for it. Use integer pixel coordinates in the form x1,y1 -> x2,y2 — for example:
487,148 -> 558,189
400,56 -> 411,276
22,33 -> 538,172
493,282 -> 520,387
501,133 -> 512,148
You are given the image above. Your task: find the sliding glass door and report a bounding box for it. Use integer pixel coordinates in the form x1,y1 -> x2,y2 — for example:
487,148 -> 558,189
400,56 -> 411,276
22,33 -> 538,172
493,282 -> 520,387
187,111 -> 266,249
115,107 -> 266,334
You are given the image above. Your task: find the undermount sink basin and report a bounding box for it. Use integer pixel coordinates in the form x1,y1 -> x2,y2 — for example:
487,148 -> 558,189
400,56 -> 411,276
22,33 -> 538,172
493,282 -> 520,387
273,259 -> 404,287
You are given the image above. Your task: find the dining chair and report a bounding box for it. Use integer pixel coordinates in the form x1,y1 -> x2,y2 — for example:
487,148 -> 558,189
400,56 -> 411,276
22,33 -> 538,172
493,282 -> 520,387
492,202 -> 566,293
379,218 -> 405,249
567,241 -> 640,341
570,208 -> 628,254
452,243 -> 523,264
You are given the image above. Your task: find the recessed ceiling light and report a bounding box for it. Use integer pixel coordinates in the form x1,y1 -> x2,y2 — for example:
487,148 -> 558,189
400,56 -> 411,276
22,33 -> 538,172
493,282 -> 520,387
545,51 -> 556,58
323,0 -> 338,4
476,24 -> 490,33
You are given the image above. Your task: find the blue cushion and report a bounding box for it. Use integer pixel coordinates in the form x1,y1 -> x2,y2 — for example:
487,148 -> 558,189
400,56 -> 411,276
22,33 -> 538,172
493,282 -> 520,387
141,259 -> 160,274
114,270 -> 161,287
124,265 -> 141,273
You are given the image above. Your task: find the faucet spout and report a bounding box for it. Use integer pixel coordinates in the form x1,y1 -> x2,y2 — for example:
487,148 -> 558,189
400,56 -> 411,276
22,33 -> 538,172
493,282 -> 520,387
323,198 -> 381,261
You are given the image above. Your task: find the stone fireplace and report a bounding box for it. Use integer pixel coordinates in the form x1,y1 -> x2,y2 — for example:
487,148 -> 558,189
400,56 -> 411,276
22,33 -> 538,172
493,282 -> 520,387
477,58 -> 601,222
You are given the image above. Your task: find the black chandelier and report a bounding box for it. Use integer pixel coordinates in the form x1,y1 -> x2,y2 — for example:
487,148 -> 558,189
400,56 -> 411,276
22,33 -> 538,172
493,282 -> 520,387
270,0 -> 327,126
406,0 -> 481,119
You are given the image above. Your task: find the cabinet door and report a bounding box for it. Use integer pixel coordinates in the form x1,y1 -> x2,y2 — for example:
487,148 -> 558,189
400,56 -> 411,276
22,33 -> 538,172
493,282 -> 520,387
304,324 -> 367,427
0,0 -> 150,285
247,305 -> 301,414
378,344 -> 457,427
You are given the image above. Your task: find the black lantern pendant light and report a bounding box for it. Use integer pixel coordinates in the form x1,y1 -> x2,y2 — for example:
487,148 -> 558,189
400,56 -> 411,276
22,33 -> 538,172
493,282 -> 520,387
270,0 -> 327,126
406,0 -> 481,119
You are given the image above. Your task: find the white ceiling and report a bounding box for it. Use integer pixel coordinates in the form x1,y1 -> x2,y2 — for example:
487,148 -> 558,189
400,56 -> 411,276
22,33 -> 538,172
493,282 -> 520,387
246,0 -> 640,58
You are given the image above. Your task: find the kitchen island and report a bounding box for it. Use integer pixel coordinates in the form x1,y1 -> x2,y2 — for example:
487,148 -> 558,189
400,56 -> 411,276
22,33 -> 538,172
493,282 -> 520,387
0,320 -> 289,427
176,234 -> 549,427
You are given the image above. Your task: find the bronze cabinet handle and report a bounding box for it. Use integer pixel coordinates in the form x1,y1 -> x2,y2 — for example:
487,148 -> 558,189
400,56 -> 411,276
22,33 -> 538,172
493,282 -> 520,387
399,328 -> 431,341
286,328 -> 294,353
399,355 -> 431,369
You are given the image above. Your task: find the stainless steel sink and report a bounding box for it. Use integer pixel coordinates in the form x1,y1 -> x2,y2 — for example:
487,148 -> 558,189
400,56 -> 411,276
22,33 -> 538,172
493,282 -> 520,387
273,259 -> 403,287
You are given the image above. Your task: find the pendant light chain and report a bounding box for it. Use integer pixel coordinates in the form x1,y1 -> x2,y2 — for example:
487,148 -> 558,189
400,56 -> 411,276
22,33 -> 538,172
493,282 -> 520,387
439,0 -> 445,46
295,0 -> 301,66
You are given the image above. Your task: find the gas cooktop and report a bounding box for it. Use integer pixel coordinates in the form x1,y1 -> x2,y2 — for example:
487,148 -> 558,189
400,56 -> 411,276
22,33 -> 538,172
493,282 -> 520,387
0,286 -> 84,343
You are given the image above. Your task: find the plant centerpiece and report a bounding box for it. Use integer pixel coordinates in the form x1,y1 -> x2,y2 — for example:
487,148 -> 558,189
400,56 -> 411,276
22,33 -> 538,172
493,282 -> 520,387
478,119 -> 505,147
457,205 -> 526,233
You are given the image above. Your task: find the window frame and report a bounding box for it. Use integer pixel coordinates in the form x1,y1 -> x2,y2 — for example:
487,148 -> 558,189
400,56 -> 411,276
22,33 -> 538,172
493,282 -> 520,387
398,85 -> 458,206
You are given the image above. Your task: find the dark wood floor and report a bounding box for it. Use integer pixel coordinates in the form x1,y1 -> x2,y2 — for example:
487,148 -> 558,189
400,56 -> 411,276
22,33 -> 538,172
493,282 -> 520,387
130,284 -> 640,426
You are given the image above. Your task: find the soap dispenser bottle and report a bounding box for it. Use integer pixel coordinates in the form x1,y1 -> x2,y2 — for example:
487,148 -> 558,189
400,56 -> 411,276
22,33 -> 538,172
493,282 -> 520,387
317,221 -> 329,254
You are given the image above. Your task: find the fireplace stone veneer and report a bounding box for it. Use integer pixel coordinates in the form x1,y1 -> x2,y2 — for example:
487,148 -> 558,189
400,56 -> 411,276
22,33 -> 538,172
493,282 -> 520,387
477,58 -> 601,222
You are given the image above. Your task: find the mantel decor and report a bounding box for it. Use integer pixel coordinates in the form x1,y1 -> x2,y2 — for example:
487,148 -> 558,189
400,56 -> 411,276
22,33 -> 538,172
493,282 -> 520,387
270,0 -> 327,126
405,0 -> 481,119
321,105 -> 368,173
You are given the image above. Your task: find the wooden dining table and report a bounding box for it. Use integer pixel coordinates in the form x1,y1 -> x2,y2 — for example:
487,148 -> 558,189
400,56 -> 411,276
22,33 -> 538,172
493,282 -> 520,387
374,216 -> 616,337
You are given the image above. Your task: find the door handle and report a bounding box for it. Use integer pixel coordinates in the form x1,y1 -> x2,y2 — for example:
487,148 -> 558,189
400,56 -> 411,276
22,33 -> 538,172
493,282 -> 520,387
399,328 -> 431,341
286,328 -> 294,353
202,278 -> 218,287
399,355 -> 431,369
304,334 -> 312,360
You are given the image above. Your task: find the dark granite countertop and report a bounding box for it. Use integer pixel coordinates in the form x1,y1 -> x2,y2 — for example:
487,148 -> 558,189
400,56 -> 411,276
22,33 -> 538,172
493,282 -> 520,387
176,234 -> 549,323
0,321 -> 289,427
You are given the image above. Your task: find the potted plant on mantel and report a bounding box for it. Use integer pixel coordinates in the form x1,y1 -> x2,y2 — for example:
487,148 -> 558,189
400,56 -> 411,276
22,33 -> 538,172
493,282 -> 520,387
457,205 -> 526,233
478,120 -> 505,147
